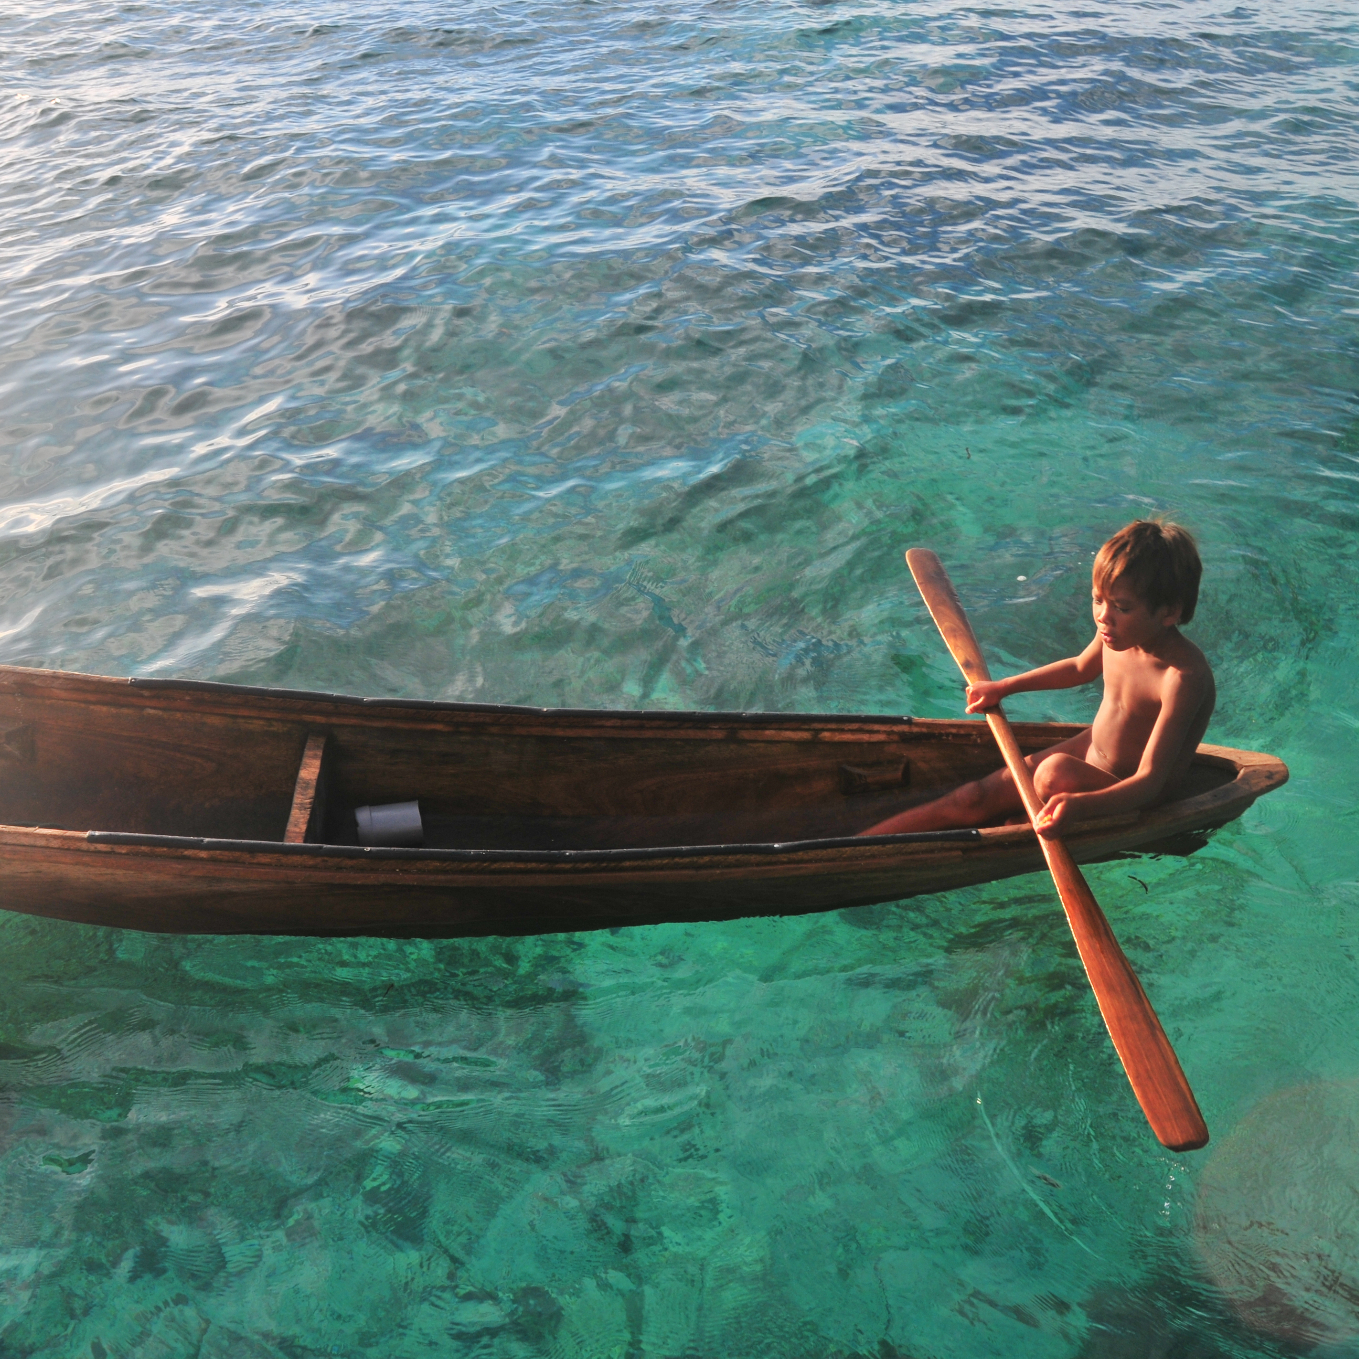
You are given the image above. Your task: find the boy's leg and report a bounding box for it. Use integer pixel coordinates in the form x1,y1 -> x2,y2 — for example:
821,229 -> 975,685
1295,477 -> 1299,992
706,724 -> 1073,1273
858,763 -> 1022,836
858,730 -> 1114,837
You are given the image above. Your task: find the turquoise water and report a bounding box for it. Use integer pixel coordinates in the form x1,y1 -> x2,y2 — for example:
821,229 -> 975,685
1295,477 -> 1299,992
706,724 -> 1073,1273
2,0 -> 1358,1352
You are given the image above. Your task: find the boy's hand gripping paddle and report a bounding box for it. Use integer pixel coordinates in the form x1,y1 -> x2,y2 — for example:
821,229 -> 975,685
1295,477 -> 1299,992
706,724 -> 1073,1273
906,549 -> 1208,1152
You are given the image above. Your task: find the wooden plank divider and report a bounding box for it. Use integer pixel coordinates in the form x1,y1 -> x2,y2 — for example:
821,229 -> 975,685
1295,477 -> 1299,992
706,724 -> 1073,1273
284,734 -> 328,844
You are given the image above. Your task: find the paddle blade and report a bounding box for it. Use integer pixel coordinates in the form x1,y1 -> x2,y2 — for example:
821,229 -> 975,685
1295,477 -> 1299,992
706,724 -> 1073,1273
1041,837 -> 1209,1151
905,549 -> 991,686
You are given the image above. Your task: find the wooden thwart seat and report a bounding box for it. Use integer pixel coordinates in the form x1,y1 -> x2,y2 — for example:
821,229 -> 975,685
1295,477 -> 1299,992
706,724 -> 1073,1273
284,734 -> 328,844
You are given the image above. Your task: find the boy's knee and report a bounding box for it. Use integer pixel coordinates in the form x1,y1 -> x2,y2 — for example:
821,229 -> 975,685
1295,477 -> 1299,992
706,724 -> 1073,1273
1034,755 -> 1080,800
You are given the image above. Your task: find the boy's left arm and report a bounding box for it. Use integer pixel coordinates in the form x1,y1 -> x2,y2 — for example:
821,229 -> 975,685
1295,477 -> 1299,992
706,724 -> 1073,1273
1035,666 -> 1209,837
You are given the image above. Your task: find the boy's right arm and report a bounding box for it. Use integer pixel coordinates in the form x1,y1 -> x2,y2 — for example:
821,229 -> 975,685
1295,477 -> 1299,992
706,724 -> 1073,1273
964,634 -> 1103,711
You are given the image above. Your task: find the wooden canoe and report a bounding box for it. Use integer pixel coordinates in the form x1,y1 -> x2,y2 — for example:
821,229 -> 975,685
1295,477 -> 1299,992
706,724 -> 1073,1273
0,665 -> 1288,937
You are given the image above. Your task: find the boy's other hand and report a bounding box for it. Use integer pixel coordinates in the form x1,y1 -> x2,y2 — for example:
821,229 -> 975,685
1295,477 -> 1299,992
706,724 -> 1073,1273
1034,793 -> 1076,839
964,680 -> 1005,712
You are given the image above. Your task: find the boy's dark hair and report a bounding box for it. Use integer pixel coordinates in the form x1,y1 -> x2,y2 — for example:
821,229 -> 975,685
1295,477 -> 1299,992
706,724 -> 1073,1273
1093,520 -> 1201,624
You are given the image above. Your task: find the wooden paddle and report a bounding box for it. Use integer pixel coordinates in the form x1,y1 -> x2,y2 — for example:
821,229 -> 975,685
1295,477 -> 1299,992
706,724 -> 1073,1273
905,548 -> 1208,1152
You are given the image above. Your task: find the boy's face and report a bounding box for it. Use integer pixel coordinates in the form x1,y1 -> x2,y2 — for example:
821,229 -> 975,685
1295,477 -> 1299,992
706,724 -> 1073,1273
1091,574 -> 1181,651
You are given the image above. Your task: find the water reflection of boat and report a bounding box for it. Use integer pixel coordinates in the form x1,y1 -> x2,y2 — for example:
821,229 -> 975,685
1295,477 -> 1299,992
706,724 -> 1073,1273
0,665 -> 1288,937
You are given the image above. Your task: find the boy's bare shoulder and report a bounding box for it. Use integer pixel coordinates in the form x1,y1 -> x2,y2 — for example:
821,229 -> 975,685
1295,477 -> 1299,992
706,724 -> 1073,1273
1163,629 -> 1210,668
1159,631 -> 1215,698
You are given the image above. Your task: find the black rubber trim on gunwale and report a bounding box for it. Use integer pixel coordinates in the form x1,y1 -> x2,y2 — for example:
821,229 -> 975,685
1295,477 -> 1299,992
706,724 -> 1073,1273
83,827 -> 982,863
129,676 -> 369,707
123,673 -> 923,727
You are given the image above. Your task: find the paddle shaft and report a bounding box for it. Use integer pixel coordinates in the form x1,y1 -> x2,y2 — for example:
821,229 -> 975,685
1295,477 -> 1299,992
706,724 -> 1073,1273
905,549 -> 1208,1152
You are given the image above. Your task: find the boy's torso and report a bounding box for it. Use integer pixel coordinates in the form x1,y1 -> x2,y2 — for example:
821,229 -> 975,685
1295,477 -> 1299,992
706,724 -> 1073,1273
1088,632 -> 1216,780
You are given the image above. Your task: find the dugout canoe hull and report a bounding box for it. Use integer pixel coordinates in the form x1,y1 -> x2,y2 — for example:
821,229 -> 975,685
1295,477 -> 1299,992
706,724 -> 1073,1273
0,665 -> 1288,937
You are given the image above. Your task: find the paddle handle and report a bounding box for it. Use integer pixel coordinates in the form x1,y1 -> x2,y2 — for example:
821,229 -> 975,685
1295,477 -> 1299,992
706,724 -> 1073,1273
905,550 -> 1208,1152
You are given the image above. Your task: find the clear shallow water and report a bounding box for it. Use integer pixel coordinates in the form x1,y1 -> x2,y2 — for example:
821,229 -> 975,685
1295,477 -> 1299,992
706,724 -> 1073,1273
1,0 -> 1357,1353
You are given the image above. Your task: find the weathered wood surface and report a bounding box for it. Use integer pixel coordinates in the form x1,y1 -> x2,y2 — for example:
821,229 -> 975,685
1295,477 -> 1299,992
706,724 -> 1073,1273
906,548 -> 1209,1152
284,734 -> 328,844
0,664 -> 1288,938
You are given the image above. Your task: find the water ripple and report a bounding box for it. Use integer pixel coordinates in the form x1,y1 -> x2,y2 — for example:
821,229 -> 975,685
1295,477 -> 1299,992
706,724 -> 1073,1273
1,0 -> 1359,1354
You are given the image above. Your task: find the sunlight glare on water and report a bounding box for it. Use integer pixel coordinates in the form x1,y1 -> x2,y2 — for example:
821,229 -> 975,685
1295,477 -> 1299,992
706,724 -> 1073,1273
1,0 -> 1357,1354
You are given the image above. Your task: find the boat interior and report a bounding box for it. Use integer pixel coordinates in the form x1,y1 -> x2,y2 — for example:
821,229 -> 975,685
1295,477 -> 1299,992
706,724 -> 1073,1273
0,676 -> 1242,851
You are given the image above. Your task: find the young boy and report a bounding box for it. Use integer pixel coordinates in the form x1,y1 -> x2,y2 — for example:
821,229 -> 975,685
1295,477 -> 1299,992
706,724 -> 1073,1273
861,520 -> 1215,840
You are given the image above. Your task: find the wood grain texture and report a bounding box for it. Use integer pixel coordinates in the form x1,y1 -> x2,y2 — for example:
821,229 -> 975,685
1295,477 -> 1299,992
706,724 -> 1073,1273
905,548 -> 1210,1152
0,665 -> 1287,958
284,734 -> 328,844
